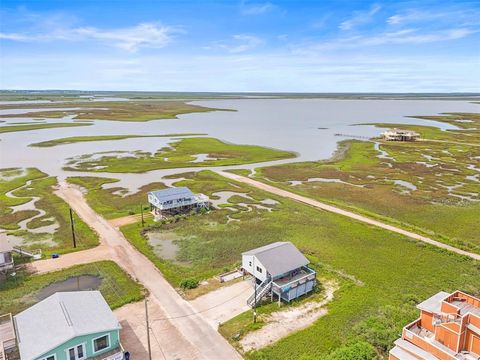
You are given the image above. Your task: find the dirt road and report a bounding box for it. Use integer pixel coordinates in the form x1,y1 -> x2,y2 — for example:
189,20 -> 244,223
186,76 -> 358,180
108,213 -> 152,228
28,244 -> 114,274
217,171 -> 480,261
55,182 -> 242,360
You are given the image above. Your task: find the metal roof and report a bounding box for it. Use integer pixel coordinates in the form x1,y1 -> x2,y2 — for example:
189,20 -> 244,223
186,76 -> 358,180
15,291 -> 121,360
149,187 -> 194,202
242,242 -> 309,277
416,291 -> 450,314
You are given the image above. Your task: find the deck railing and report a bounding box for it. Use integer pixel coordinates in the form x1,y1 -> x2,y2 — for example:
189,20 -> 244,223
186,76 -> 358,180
272,267 -> 316,294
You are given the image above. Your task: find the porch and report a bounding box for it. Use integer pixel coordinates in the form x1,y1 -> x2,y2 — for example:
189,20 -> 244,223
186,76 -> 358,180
272,266 -> 316,303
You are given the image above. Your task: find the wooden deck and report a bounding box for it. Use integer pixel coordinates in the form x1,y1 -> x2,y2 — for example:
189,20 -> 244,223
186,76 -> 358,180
0,313 -> 16,360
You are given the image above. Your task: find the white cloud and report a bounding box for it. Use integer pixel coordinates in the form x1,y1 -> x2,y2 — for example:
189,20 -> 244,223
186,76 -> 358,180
0,22 -> 178,52
210,34 -> 264,53
387,8 -> 479,26
300,27 -> 476,53
339,4 -> 381,31
240,1 -> 276,15
3,52 -> 479,92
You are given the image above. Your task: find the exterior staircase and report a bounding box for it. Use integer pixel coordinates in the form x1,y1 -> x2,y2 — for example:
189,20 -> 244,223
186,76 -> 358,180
247,279 -> 272,307
12,247 -> 42,260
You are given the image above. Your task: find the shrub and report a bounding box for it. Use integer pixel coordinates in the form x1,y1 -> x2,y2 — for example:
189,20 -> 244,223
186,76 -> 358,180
179,278 -> 199,289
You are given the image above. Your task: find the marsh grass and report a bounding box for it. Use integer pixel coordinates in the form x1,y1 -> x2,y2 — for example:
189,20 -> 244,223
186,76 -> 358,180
64,137 -> 295,173
0,168 -> 99,254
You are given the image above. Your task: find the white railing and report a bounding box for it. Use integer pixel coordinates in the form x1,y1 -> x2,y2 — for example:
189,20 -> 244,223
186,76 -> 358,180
247,279 -> 272,307
272,267 -> 316,294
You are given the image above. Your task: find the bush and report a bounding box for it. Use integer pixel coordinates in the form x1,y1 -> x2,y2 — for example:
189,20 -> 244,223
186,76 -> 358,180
326,341 -> 377,360
298,341 -> 377,360
352,303 -> 417,354
179,278 -> 199,289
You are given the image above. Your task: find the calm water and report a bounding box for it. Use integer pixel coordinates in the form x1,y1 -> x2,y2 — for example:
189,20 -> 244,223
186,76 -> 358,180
1,98 -> 479,191
36,275 -> 102,300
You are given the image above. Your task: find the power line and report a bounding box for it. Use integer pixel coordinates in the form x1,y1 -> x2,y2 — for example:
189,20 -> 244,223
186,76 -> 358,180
150,326 -> 167,360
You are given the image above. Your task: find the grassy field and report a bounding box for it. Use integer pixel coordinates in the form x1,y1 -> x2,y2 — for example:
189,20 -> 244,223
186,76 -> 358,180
0,122 -> 91,133
254,113 -> 480,254
64,137 -> 296,173
116,170 -> 480,359
0,100 -> 226,121
0,261 -> 144,314
0,168 -> 99,255
67,176 -> 166,219
29,133 -> 207,147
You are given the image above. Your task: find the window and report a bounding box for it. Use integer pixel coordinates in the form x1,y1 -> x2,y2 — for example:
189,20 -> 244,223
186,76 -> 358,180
248,261 -> 252,267
66,344 -> 85,360
93,334 -> 110,352
256,266 -> 262,273
41,356 -> 56,360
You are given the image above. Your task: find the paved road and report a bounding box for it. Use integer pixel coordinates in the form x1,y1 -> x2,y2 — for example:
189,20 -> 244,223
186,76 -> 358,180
55,182 -> 242,360
217,171 -> 480,261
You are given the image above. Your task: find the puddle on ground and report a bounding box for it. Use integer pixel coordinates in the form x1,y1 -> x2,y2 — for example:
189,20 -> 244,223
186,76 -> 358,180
393,180 -> 417,191
37,275 -> 102,300
146,232 -> 188,264
290,177 -> 364,188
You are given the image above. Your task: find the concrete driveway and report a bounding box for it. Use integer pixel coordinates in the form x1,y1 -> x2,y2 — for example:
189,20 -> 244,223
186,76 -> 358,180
189,280 -> 252,329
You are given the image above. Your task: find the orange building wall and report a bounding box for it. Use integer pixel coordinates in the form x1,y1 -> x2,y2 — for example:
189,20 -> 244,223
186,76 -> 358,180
420,311 -> 434,332
435,326 -> 459,353
440,301 -> 459,314
465,331 -> 480,355
406,332 -> 455,360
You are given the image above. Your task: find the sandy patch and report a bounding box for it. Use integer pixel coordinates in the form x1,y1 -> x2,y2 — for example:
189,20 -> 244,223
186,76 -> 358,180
239,280 -> 338,352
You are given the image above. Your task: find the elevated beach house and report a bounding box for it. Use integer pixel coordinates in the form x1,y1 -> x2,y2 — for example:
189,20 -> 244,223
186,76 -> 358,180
389,290 -> 480,359
242,241 -> 316,307
0,291 -> 124,360
148,186 -> 209,220
382,128 -> 420,141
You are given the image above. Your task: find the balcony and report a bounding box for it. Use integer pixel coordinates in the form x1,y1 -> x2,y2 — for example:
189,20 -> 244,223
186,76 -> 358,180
272,266 -> 316,294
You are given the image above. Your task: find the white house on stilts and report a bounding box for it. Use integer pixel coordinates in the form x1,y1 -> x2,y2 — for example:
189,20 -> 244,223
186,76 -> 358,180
242,241 -> 316,307
147,187 -> 209,221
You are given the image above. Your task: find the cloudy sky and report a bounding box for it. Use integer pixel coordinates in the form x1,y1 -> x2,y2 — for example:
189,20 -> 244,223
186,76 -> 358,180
0,0 -> 479,92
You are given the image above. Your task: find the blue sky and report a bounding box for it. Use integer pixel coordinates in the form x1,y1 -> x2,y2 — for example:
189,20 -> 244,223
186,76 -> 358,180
0,0 -> 479,92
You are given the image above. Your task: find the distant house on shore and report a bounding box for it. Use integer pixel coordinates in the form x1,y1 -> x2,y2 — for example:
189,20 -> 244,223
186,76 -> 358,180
0,291 -> 124,360
389,290 -> 480,359
242,242 -> 316,307
148,187 -> 209,220
382,128 -> 420,141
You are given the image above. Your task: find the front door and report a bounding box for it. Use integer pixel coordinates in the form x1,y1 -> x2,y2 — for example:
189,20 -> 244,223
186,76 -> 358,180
67,344 -> 86,360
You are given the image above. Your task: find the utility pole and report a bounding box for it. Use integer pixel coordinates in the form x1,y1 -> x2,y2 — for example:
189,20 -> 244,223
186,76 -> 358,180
145,297 -> 152,360
69,208 -> 76,248
141,204 -> 145,228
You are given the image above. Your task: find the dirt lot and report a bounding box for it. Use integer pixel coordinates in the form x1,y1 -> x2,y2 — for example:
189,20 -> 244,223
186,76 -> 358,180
239,280 -> 338,352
